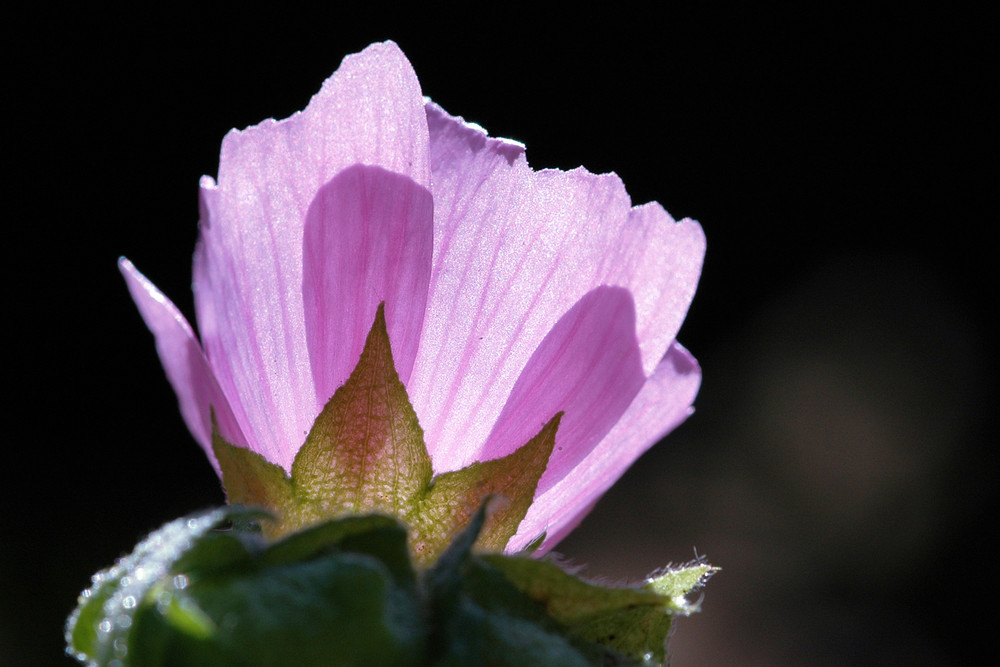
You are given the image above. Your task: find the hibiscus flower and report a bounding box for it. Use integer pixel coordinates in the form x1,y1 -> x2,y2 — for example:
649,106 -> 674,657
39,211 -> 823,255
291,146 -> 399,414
120,41 -> 704,553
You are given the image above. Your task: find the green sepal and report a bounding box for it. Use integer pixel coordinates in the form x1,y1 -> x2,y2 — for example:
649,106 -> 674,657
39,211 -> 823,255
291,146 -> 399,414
409,413 -> 560,562
213,430 -> 294,519
213,304 -> 560,565
290,305 -> 434,522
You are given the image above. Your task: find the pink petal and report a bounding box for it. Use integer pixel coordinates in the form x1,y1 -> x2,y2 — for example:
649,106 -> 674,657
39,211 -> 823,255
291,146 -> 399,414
508,343 -> 702,553
409,102 -> 705,471
119,258 -> 249,473
478,287 -> 645,497
302,164 -> 433,404
193,42 -> 430,471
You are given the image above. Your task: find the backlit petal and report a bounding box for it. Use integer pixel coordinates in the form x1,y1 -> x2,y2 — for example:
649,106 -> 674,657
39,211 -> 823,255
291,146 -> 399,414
193,42 -> 430,470
510,343 -> 701,552
478,287 -> 645,497
119,258 -> 248,472
409,103 -> 704,471
302,164 -> 433,405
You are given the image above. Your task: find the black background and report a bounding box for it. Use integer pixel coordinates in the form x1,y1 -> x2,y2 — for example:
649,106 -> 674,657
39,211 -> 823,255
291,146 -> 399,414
6,6 -> 994,664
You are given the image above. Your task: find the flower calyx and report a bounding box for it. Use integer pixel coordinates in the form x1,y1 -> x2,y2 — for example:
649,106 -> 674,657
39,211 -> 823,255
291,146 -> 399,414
213,303 -> 560,566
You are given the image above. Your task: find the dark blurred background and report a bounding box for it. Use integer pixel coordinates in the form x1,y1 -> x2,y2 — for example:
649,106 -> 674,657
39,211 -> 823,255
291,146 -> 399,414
6,6 -> 993,664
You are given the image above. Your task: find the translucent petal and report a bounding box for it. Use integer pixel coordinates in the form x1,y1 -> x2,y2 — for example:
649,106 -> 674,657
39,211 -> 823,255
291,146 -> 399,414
119,258 -> 249,472
192,42 -> 430,470
510,343 -> 702,553
409,102 -> 704,471
302,165 -> 433,406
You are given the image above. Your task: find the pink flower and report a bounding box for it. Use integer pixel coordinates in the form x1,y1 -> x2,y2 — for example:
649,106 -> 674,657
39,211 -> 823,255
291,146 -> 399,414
120,41 -> 704,553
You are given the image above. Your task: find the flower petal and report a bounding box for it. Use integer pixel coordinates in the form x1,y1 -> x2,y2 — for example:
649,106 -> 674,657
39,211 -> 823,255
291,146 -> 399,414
193,42 -> 430,470
302,164 -> 433,404
478,287 -> 645,495
508,343 -> 702,553
119,258 -> 249,472
409,102 -> 705,471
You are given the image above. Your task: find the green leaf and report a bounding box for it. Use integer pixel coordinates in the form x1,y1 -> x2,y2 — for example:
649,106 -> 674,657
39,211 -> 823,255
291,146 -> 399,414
259,514 -> 417,590
213,303 -> 560,565
170,530 -> 257,580
424,503 -> 620,667
65,507 -> 245,665
429,596 -> 602,667
68,506 -> 714,666
643,563 -> 717,608
157,590 -> 216,639
481,555 -> 716,665
131,551 -> 425,666
68,510 -> 428,666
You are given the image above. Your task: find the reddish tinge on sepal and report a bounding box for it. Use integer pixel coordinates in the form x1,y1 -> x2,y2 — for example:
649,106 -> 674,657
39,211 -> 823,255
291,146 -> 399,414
212,304 -> 561,566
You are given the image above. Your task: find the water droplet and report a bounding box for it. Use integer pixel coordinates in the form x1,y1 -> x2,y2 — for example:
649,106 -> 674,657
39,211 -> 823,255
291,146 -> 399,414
98,618 -> 112,634
172,574 -> 189,590
113,636 -> 128,656
122,595 -> 137,609
116,614 -> 132,629
65,646 -> 87,662
156,590 -> 173,613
